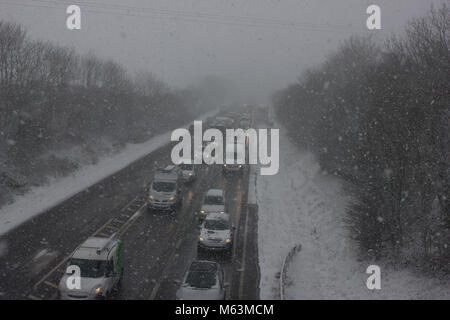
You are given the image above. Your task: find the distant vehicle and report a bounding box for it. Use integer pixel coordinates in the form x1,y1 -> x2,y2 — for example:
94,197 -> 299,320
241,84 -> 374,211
215,116 -> 233,128
223,142 -> 245,175
175,260 -> 227,300
202,141 -> 218,164
147,166 -> 183,212
215,124 -> 227,135
199,189 -> 225,221
180,163 -> 196,182
267,106 -> 275,126
239,114 -> 251,129
198,212 -> 234,255
163,164 -> 182,178
206,116 -> 216,128
58,236 -> 123,300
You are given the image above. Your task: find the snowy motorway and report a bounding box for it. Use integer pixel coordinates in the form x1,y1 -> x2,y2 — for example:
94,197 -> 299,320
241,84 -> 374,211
0,139 -> 259,300
2,115 -> 448,300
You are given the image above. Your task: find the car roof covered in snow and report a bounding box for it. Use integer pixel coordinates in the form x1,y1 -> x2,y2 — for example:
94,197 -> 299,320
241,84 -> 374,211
206,189 -> 224,197
205,212 -> 230,221
189,260 -> 218,272
154,167 -> 179,182
71,237 -> 117,261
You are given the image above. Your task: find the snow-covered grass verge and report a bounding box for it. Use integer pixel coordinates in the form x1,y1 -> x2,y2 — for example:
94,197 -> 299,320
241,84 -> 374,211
257,123 -> 450,299
0,132 -> 168,236
0,112 -> 215,237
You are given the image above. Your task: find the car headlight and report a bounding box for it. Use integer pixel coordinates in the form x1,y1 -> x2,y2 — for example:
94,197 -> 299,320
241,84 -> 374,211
149,195 -> 154,200
226,239 -> 231,243
199,237 -> 204,241
93,287 -> 102,295
169,196 -> 175,201
189,172 -> 193,176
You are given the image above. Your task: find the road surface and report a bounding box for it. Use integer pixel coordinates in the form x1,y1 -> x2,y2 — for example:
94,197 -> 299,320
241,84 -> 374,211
0,139 -> 259,300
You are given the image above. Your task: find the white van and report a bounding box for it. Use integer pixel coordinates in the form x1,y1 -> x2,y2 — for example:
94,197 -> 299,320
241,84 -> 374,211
58,236 -> 123,300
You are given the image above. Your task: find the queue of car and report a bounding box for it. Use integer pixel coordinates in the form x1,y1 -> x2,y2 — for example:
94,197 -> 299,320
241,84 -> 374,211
174,114 -> 243,300
198,212 -> 234,256
58,112 -> 250,300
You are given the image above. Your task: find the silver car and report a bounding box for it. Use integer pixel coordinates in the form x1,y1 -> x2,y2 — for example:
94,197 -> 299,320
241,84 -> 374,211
199,189 -> 225,221
198,212 -> 234,255
175,260 -> 227,300
223,142 -> 245,175
180,163 -> 196,182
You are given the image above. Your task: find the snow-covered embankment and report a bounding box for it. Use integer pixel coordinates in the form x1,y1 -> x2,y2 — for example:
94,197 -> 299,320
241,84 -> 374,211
256,124 -> 450,299
0,113 -> 215,237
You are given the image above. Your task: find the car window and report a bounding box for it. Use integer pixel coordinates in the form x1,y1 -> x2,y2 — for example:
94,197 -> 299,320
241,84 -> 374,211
105,259 -> 114,276
152,181 -> 175,192
205,195 -> 224,205
181,164 -> 193,170
185,271 -> 217,289
69,258 -> 106,278
205,219 -> 229,230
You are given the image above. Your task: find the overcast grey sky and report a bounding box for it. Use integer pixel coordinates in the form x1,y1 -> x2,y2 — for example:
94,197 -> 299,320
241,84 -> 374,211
0,0 -> 444,103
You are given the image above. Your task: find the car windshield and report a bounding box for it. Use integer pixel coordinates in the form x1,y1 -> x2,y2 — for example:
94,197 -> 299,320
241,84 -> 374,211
185,271 -> 217,289
181,164 -> 193,171
68,258 -> 105,278
152,181 -> 175,192
205,195 -> 223,205
205,219 -> 229,230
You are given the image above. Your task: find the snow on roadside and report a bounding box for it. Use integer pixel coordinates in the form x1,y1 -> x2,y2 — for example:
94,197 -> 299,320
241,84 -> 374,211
0,113 -> 215,237
257,124 -> 450,299
0,133 -> 168,236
